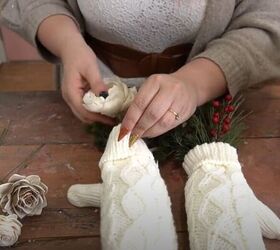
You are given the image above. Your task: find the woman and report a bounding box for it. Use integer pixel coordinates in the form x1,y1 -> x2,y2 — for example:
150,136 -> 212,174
1,0 -> 280,145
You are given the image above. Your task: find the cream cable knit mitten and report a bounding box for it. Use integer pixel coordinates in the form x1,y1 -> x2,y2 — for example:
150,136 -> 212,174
99,124 -> 177,250
183,142 -> 280,250
83,77 -> 137,118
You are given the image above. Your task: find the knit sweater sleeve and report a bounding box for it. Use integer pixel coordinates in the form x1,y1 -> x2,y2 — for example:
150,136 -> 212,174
0,0 -> 82,62
194,0 -> 280,96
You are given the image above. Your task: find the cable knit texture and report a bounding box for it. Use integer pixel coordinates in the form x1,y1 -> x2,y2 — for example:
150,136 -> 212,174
183,142 -> 280,250
99,124 -> 177,250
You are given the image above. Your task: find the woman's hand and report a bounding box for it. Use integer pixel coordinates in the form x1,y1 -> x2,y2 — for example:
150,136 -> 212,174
37,15 -> 114,124
119,58 -> 228,145
120,73 -> 199,141
60,36 -> 114,124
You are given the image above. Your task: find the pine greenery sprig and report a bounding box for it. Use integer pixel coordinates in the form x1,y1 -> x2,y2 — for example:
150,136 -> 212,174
151,94 -> 247,162
86,122 -> 112,151
86,94 -> 247,162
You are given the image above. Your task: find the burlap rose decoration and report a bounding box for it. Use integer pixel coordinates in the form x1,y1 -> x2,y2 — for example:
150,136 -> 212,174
0,214 -> 22,247
0,174 -> 48,219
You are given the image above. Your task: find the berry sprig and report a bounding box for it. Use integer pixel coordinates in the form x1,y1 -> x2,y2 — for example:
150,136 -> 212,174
210,94 -> 235,141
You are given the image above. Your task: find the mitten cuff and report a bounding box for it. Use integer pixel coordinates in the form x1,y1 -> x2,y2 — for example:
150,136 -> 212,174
183,142 -> 239,175
99,125 -> 132,166
99,125 -> 154,167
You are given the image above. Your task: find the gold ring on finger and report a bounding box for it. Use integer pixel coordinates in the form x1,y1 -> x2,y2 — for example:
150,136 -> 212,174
168,109 -> 180,121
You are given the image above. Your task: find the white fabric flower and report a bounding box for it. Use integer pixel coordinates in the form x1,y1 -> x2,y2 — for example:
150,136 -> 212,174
0,214 -> 22,247
0,174 -> 48,219
83,77 -> 137,117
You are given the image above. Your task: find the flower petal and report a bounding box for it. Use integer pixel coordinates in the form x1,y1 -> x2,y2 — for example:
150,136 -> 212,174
26,175 -> 41,185
8,174 -> 26,183
0,183 -> 12,198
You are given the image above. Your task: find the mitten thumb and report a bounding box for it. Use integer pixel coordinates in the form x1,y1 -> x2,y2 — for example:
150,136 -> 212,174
255,198 -> 280,239
67,183 -> 103,207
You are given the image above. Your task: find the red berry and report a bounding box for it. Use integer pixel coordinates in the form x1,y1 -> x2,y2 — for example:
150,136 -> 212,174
225,94 -> 233,102
213,112 -> 219,118
225,105 -> 235,113
222,123 -> 230,133
212,116 -> 219,124
228,105 -> 234,112
210,129 -> 217,137
212,100 -> 220,108
224,117 -> 231,124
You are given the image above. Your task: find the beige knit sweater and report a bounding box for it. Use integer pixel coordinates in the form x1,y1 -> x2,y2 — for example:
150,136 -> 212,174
1,0 -> 280,96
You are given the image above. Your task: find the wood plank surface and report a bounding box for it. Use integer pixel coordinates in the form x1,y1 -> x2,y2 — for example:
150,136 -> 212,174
0,145 -> 40,182
5,233 -> 188,250
1,144 -> 103,209
0,82 -> 279,249
20,208 -> 100,240
0,92 -> 91,145
0,62 -> 55,92
239,138 -> 280,216
7,232 -> 280,250
242,99 -> 280,138
242,82 -> 280,138
5,237 -> 101,250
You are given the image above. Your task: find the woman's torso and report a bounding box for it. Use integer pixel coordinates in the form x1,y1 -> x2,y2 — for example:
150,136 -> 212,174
77,0 -> 207,85
78,0 -> 207,52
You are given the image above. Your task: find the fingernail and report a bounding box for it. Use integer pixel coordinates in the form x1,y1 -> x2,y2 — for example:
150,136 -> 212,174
118,127 -> 130,141
99,91 -> 109,99
129,134 -> 139,147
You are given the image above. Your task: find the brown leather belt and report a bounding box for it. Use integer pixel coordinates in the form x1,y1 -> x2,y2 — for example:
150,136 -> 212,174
84,33 -> 193,78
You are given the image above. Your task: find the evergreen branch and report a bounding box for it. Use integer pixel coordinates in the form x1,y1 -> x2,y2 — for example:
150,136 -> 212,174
86,123 -> 113,150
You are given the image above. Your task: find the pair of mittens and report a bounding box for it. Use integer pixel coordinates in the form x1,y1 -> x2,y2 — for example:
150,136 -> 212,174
68,142 -> 280,250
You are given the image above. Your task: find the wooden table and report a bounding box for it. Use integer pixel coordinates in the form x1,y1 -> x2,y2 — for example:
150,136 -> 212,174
0,81 -> 279,250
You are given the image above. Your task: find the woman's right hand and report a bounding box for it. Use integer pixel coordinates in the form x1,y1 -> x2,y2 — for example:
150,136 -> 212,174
60,35 -> 114,124
37,15 -> 114,124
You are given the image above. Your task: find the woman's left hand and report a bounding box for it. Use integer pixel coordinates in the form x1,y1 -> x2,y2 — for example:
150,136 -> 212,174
120,73 -> 199,141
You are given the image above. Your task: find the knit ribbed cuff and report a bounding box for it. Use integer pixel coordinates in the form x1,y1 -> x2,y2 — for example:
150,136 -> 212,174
99,125 -> 133,166
99,125 -> 154,167
183,142 -> 239,175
